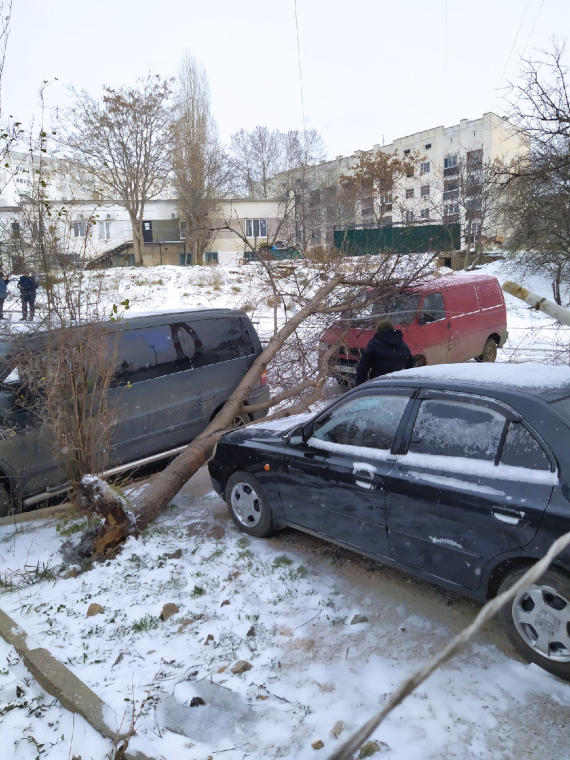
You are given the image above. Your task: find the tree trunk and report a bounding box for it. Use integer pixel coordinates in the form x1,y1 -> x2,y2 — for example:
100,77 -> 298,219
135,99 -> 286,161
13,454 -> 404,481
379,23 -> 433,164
130,217 -> 144,266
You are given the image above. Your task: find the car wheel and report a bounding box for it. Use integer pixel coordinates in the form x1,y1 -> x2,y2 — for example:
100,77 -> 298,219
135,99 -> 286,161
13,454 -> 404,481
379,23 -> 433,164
498,567 -> 570,680
225,471 -> 273,538
0,485 -> 11,518
477,338 -> 497,362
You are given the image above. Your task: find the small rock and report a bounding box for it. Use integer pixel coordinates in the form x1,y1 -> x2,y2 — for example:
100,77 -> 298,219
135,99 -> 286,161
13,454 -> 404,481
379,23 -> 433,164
359,740 -> 390,757
166,548 -> 183,560
189,696 -> 206,707
177,617 -> 193,633
350,614 -> 368,625
64,568 -> 80,579
246,626 -> 255,637
86,603 -> 104,617
231,659 -> 252,675
160,603 -> 180,621
221,599 -> 230,607
311,740 -> 324,750
330,720 -> 345,739
204,633 -> 214,645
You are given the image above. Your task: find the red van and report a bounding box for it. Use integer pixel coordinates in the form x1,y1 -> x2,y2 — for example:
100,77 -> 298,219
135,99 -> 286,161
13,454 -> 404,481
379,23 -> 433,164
320,275 -> 508,383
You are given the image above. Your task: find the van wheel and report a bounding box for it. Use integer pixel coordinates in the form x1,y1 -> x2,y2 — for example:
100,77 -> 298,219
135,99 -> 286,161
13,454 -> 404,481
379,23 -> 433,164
477,338 -> 497,363
413,355 -> 426,368
225,471 -> 273,537
498,567 -> 570,680
0,485 -> 11,518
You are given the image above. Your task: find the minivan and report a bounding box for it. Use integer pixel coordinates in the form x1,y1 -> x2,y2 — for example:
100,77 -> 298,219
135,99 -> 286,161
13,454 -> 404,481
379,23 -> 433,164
0,309 -> 268,515
320,275 -> 508,383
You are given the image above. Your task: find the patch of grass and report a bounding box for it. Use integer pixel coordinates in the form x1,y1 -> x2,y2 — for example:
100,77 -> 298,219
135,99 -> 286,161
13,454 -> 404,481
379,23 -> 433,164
231,285 -> 241,293
56,515 -> 92,537
131,614 -> 160,633
236,536 -> 250,549
241,302 -> 254,313
191,585 -> 205,597
272,555 -> 293,568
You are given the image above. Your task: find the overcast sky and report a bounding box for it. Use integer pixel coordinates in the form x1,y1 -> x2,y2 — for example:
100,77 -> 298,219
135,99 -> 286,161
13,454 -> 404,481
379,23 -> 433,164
2,0 -> 568,159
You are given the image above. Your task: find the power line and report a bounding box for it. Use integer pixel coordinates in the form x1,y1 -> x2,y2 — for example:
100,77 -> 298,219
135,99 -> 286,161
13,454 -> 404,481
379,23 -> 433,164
498,0 -> 532,86
293,0 -> 307,137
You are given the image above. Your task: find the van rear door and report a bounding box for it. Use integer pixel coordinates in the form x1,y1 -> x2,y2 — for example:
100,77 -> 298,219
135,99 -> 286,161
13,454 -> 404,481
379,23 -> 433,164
445,283 -> 481,361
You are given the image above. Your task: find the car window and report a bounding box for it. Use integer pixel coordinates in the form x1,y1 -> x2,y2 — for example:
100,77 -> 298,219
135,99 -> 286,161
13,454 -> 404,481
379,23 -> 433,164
500,421 -> 551,471
408,399 -> 506,460
420,292 -> 445,323
312,394 -> 410,449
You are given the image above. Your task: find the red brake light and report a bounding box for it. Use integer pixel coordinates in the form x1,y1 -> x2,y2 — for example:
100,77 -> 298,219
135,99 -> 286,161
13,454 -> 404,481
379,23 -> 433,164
260,369 -> 267,386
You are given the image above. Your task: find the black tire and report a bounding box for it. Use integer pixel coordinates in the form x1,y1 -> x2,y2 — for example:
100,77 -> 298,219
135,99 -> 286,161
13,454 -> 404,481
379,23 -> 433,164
412,355 -> 427,368
0,485 -> 11,518
225,471 -> 274,538
498,567 -> 570,680
476,337 -> 497,363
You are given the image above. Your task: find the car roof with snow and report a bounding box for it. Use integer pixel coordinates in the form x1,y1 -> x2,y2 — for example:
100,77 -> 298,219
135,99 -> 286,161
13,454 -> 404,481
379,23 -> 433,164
366,363 -> 570,402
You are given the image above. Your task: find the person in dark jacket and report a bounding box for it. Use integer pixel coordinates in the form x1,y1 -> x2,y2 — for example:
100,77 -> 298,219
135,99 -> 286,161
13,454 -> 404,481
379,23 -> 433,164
0,271 -> 9,319
355,318 -> 414,385
17,272 -> 38,321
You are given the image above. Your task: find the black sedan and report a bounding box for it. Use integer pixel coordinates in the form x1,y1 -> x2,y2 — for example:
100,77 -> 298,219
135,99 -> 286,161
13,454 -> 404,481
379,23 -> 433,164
209,363 -> 570,679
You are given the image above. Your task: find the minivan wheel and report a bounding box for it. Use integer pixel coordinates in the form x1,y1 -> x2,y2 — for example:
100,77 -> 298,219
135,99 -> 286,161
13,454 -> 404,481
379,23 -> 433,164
498,567 -> 570,680
225,471 -> 273,538
0,485 -> 11,518
477,338 -> 497,362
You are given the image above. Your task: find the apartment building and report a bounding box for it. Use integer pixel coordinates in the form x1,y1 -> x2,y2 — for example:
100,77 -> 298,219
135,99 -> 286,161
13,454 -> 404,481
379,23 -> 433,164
267,112 -> 528,250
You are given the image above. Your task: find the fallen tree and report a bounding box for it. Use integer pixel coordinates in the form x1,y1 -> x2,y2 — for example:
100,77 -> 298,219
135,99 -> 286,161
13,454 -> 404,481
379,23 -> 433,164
79,250 -> 437,557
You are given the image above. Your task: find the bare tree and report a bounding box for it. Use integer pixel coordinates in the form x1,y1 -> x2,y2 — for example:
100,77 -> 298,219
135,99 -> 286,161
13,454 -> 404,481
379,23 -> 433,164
60,75 -> 172,265
0,0 -> 12,116
340,148 -> 418,227
501,42 -> 570,303
171,55 -> 228,265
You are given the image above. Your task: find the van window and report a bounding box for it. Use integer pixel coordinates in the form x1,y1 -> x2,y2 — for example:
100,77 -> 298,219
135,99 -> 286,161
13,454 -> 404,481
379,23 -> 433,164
361,292 -> 421,325
190,317 -> 255,367
112,326 -> 183,383
419,292 -> 445,323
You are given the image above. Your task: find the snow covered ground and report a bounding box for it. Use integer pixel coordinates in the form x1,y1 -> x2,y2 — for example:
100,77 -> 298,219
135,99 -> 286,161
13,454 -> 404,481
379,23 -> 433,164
0,257 -> 569,760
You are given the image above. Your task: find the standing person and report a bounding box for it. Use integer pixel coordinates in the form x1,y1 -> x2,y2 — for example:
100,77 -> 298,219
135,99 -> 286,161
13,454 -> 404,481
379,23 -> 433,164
17,271 -> 38,321
355,318 -> 414,385
0,270 -> 9,319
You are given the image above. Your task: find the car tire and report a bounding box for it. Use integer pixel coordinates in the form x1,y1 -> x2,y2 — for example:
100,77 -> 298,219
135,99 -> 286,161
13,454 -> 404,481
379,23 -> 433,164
413,355 -> 427,367
225,471 -> 274,538
498,567 -> 570,680
477,338 -> 497,362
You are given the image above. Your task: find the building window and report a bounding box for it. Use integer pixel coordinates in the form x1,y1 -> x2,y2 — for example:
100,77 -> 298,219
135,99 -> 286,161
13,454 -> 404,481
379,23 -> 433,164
204,251 -> 219,264
72,219 -> 87,238
405,188 -> 414,199
99,220 -> 111,241
421,184 -> 430,198
467,149 -> 483,168
421,208 -> 430,219
11,221 -> 20,238
420,161 -> 430,174
443,190 -> 459,201
444,203 -> 459,217
405,210 -> 415,223
245,219 -> 267,238
444,154 -> 457,169
180,221 -> 187,239
179,252 -> 192,266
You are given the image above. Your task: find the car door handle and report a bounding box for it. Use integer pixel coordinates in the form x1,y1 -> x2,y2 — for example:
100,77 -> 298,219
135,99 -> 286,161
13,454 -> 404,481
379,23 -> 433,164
491,507 -> 526,525
354,469 -> 375,490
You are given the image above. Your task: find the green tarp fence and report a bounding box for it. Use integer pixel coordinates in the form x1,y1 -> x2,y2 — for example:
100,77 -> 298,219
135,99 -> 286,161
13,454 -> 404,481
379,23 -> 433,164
333,223 -> 460,256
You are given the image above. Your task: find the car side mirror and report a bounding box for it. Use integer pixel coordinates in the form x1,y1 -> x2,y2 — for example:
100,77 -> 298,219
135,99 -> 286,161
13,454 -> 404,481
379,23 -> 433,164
287,422 -> 313,446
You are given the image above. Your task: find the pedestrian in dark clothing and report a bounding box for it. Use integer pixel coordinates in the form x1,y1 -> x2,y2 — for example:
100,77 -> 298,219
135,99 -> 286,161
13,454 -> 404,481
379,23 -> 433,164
0,271 -> 9,319
355,318 -> 414,385
17,272 -> 38,321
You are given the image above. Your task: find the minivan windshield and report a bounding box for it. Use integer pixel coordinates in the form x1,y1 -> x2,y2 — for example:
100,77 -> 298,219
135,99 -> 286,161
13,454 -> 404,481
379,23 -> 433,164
348,291 -> 421,326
